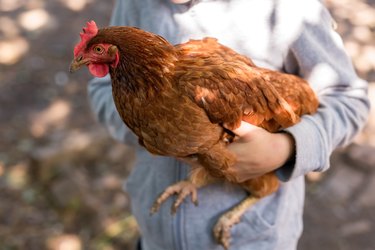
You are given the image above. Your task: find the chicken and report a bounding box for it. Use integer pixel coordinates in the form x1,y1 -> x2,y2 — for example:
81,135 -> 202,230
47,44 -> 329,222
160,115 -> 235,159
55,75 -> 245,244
70,21 -> 319,249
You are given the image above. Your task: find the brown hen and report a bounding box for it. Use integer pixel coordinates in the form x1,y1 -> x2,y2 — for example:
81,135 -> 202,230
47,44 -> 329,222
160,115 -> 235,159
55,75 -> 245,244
70,21 -> 319,249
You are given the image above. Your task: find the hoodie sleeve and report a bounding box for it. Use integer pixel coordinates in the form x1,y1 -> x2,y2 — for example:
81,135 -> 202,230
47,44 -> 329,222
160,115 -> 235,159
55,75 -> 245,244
276,2 -> 370,181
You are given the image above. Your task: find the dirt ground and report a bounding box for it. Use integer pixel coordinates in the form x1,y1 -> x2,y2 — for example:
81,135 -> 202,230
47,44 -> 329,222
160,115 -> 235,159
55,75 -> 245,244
0,0 -> 374,249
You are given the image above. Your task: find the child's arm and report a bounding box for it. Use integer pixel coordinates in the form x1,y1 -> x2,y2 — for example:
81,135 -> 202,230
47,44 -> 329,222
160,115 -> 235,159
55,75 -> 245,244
227,2 -> 370,182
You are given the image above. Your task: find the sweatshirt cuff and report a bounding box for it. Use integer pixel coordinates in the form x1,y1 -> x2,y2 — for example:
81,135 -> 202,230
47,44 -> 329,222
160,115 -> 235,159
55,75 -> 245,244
275,116 -> 330,182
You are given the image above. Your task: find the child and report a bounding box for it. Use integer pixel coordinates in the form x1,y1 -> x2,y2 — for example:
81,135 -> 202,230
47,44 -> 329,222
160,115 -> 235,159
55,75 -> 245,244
87,0 -> 369,249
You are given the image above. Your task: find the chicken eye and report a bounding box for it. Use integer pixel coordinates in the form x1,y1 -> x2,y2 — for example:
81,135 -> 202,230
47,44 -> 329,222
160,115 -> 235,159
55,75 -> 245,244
93,46 -> 104,54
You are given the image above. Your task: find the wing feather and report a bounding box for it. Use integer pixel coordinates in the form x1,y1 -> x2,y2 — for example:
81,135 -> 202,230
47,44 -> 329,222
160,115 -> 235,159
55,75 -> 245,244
174,38 -> 318,132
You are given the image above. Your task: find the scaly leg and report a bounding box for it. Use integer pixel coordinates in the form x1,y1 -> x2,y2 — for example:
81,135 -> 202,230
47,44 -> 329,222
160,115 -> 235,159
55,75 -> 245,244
150,161 -> 217,216
150,179 -> 199,215
213,195 -> 259,250
150,141 -> 235,216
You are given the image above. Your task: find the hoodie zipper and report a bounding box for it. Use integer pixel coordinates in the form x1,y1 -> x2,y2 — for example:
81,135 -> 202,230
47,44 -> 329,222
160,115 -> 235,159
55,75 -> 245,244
173,160 -> 185,250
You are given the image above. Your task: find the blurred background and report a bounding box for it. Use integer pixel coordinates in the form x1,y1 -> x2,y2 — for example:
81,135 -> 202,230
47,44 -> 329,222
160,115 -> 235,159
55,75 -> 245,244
0,0 -> 374,249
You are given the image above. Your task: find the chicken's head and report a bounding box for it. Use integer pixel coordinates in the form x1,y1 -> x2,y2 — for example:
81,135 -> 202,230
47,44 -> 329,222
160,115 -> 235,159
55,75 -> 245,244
70,21 -> 119,78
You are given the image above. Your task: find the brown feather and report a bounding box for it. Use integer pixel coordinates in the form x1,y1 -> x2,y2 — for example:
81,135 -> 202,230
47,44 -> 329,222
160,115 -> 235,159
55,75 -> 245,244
87,27 -> 318,197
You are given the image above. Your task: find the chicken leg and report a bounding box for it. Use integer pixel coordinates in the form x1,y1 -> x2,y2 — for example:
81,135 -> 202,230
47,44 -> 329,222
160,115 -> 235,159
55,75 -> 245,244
150,179 -> 200,215
213,195 -> 259,250
150,159 -> 219,215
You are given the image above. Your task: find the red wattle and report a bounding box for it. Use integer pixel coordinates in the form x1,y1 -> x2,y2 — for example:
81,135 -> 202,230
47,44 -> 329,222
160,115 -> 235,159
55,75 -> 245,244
88,64 -> 109,78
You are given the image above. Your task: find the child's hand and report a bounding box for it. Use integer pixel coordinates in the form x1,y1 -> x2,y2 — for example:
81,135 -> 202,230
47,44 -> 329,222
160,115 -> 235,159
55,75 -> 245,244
226,121 -> 295,182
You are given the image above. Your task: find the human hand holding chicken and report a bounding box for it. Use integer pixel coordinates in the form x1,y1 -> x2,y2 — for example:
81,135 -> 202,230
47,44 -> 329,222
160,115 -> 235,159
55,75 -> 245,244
226,121 -> 295,183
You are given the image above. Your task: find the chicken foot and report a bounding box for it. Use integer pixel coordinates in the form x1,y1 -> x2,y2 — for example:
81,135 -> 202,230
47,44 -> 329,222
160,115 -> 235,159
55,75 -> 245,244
213,195 -> 259,250
150,180 -> 199,215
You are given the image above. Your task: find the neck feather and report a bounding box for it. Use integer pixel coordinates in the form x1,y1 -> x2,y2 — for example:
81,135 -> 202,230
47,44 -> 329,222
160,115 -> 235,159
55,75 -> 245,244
89,27 -> 178,96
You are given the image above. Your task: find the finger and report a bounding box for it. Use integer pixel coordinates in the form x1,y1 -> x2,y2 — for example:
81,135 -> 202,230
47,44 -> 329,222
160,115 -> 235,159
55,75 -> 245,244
231,121 -> 259,137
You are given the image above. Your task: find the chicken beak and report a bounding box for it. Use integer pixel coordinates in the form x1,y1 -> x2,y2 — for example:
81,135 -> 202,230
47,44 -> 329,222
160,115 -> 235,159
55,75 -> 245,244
69,56 -> 89,73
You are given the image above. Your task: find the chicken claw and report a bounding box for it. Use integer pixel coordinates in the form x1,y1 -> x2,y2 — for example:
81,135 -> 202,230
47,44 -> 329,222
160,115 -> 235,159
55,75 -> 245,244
150,180 -> 198,215
213,196 -> 259,250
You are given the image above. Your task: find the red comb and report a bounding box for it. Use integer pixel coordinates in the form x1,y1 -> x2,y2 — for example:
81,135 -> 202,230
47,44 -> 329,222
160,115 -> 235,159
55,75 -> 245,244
73,20 -> 99,57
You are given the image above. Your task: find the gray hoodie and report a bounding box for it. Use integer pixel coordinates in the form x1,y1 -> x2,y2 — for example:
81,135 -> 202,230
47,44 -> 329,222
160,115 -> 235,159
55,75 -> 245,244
87,0 -> 369,249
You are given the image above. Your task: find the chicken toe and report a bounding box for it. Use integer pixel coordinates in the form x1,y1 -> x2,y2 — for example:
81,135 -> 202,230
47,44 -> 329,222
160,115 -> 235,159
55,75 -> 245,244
150,180 -> 198,215
213,196 -> 259,250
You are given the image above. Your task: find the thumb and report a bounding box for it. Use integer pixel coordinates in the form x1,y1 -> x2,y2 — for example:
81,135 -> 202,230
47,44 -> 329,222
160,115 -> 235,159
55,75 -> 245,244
225,121 -> 259,137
